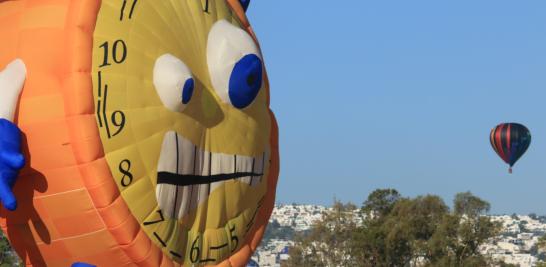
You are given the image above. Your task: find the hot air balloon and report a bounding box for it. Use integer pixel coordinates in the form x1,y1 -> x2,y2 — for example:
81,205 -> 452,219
0,0 -> 279,266
490,123 -> 531,173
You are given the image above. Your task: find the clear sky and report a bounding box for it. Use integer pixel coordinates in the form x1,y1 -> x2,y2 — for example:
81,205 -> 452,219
247,1 -> 546,214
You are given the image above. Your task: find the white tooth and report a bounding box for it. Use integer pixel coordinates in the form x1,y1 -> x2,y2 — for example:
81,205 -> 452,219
156,131 -> 180,219
235,155 -> 254,185
249,158 -> 257,187
157,131 -> 179,173
185,146 -> 201,213
156,183 -> 177,218
198,183 -> 210,205
260,149 -> 270,184
197,151 -> 211,204
210,153 -> 233,192
176,143 -> 195,219
250,153 -> 265,187
172,133 -> 198,219
175,136 -> 197,219
186,185 -> 197,212
177,185 -> 191,219
177,133 -> 196,175
210,153 -> 234,176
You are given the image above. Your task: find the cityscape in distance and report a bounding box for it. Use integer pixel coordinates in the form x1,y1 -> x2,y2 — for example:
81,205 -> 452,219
253,204 -> 546,267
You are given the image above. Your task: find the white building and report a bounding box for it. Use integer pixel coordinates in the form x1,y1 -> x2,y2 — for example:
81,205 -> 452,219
257,205 -> 546,267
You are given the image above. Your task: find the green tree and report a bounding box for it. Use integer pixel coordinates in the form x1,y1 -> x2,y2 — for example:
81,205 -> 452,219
287,189 -> 503,267
382,195 -> 448,266
536,235 -> 546,266
454,191 -> 490,216
0,232 -> 21,267
362,188 -> 401,219
451,192 -> 500,265
263,220 -> 296,242
287,201 -> 359,267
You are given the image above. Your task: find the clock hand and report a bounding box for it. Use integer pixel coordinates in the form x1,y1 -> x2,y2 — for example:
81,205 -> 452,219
0,59 -> 26,211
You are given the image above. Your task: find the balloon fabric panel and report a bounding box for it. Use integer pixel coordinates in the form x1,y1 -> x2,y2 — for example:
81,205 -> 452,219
0,0 -> 279,266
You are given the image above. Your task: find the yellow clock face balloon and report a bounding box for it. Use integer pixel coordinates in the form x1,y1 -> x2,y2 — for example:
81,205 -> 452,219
92,0 -> 272,265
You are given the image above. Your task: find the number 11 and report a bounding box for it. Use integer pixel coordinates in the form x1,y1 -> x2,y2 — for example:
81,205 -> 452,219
120,0 -> 138,21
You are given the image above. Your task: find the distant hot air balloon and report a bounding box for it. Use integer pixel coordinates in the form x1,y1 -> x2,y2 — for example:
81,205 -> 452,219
490,123 -> 531,173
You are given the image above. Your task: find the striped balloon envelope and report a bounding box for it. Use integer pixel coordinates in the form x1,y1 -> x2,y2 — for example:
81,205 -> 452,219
0,0 -> 279,266
489,123 -> 531,173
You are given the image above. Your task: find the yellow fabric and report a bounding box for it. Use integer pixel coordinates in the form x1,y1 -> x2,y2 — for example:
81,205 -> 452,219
93,0 -> 272,265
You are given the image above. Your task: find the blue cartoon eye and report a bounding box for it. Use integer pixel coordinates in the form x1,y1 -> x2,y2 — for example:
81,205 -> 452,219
228,54 -> 262,109
181,78 -> 194,105
207,20 -> 263,109
153,54 -> 194,112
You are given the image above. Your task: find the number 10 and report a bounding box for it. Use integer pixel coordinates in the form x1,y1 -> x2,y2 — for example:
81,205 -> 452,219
99,40 -> 127,68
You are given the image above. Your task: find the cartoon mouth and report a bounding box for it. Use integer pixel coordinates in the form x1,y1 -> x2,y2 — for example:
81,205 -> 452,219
156,131 -> 268,219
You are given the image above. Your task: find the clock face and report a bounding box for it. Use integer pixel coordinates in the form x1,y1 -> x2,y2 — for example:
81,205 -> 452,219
91,0 -> 271,265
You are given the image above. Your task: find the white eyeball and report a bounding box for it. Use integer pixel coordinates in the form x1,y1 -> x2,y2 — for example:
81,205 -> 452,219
153,54 -> 195,112
207,20 -> 263,109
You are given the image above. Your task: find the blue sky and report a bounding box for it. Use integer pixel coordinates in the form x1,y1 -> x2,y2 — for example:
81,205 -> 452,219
247,1 -> 546,214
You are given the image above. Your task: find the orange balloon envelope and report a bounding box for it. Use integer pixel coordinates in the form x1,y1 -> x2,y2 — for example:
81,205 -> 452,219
0,0 -> 279,266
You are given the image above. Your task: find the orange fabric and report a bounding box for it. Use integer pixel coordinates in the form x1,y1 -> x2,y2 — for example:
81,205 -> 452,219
0,1 -> 279,266
0,0 -> 136,266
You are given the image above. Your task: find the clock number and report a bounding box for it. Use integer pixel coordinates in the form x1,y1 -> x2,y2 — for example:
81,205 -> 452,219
190,235 -> 201,263
120,0 -> 138,21
110,110 -> 126,137
119,159 -> 133,187
112,40 -> 127,64
96,72 -> 127,139
99,40 -> 127,68
228,224 -> 239,252
188,234 -> 217,263
143,210 -> 164,226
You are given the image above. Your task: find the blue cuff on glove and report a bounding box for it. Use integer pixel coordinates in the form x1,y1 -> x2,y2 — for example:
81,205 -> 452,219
71,262 -> 96,267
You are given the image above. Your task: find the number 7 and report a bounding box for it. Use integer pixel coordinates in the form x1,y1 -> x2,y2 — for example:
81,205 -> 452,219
143,210 -> 164,226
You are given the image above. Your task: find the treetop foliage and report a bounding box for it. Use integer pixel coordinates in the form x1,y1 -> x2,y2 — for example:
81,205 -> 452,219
286,189 -> 502,267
